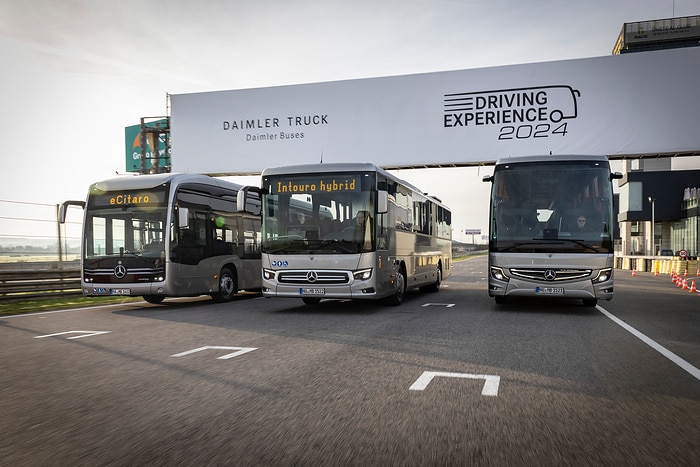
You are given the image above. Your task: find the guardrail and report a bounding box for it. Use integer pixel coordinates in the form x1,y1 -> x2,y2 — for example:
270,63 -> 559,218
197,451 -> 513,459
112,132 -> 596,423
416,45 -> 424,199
0,269 -> 82,302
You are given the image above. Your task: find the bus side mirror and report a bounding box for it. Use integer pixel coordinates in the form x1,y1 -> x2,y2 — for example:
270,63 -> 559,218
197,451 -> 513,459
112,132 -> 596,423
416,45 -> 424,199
610,172 -> 623,180
237,186 -> 265,215
482,175 -> 493,183
58,200 -> 85,224
178,207 -> 189,228
236,190 -> 247,213
377,190 -> 388,214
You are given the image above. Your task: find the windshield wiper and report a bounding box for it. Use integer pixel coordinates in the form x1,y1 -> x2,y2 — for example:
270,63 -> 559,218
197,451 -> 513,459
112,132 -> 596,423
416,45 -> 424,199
499,238 -> 601,253
562,239 -> 601,253
498,241 -> 550,252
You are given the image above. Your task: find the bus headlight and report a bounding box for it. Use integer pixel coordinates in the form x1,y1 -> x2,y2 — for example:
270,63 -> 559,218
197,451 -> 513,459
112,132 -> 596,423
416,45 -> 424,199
593,268 -> 612,284
353,268 -> 373,281
490,266 -> 507,281
263,269 -> 276,280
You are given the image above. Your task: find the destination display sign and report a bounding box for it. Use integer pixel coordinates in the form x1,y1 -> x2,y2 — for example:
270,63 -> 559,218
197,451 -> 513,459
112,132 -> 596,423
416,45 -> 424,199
269,176 -> 360,194
89,189 -> 167,208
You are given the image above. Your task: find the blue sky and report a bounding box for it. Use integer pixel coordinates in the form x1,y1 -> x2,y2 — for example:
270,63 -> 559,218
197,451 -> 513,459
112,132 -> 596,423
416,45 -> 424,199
0,0 -> 697,243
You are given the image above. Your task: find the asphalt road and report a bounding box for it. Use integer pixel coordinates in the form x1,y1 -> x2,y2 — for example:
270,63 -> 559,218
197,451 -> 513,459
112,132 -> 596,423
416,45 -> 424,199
1,256 -> 698,465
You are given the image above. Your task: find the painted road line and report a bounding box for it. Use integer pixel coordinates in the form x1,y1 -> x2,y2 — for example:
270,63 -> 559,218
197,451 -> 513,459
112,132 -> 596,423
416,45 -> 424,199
597,305 -> 700,382
35,330 -> 111,339
410,371 -> 500,396
171,346 -> 258,360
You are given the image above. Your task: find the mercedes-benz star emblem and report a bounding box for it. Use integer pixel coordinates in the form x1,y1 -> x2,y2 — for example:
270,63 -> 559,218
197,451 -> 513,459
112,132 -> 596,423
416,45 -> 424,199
114,264 -> 127,279
306,271 -> 318,283
544,269 -> 556,281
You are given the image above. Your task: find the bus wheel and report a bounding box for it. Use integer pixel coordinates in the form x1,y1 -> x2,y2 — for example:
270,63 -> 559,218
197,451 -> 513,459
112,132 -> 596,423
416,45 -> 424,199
143,295 -> 165,304
302,297 -> 321,305
494,296 -> 507,304
212,267 -> 238,303
384,268 -> 406,306
582,298 -> 597,307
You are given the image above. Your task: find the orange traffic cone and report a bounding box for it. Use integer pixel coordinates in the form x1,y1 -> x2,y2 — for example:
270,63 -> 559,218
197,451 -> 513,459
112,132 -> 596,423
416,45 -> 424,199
682,277 -> 689,290
689,279 -> 697,293
631,268 -> 637,277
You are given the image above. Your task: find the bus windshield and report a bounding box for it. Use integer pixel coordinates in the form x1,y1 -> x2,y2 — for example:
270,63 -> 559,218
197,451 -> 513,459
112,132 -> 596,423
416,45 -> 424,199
262,172 -> 376,254
489,160 -> 614,254
84,186 -> 168,260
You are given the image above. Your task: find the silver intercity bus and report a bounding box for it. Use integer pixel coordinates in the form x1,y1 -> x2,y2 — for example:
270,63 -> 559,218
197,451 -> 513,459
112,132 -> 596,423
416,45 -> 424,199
62,173 -> 261,304
482,155 -> 622,306
244,163 -> 452,306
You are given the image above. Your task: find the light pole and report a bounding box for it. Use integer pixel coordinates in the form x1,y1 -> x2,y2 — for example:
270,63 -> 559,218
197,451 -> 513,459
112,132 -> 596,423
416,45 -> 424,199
648,197 -> 656,255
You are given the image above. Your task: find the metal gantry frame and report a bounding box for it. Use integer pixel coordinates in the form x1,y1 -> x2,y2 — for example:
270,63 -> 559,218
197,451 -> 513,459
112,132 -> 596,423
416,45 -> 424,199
139,117 -> 171,174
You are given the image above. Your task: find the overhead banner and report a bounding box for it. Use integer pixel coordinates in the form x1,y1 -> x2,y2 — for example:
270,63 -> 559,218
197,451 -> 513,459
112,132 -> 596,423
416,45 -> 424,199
170,47 -> 700,174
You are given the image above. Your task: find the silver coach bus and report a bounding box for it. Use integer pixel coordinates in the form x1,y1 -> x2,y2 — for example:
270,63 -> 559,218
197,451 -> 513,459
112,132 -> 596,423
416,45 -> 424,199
241,163 -> 452,306
482,155 -> 622,306
61,173 -> 261,304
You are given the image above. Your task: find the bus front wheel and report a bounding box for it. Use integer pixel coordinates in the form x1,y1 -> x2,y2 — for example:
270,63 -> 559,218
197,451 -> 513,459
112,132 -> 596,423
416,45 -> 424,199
212,267 -> 238,303
384,268 -> 406,306
143,295 -> 165,304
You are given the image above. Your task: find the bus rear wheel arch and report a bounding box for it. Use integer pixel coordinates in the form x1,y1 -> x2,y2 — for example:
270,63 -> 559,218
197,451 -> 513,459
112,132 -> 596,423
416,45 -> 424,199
212,266 -> 238,302
420,262 -> 442,293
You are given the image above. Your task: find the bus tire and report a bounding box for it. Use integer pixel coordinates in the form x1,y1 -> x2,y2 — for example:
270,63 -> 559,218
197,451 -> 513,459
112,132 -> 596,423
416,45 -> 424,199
143,295 -> 165,304
582,298 -> 597,307
302,297 -> 322,305
494,296 -> 507,304
212,267 -> 238,303
384,267 -> 406,306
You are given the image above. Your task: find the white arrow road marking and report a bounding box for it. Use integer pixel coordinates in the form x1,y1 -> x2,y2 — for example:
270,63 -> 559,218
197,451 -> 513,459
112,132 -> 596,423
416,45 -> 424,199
171,346 -> 258,360
34,331 -> 111,339
421,303 -> 455,308
410,371 -> 501,396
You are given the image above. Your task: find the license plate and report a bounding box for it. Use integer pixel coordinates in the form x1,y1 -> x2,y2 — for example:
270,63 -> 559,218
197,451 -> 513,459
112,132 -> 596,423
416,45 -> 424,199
110,288 -> 131,295
300,288 -> 325,295
536,287 -> 564,295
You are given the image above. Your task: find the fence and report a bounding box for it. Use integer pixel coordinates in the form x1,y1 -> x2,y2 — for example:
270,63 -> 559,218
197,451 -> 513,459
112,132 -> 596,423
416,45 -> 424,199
0,199 -> 82,263
0,267 -> 82,302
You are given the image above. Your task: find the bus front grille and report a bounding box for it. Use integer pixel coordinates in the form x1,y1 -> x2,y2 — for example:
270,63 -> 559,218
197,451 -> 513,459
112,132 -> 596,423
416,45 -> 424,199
277,270 -> 350,285
509,268 -> 592,282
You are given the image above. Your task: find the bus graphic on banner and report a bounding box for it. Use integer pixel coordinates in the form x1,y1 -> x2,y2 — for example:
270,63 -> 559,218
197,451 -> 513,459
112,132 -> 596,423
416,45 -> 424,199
443,85 -> 581,127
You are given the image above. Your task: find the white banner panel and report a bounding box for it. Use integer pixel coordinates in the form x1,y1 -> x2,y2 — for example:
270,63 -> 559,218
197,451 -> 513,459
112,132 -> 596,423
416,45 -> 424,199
170,47 -> 700,174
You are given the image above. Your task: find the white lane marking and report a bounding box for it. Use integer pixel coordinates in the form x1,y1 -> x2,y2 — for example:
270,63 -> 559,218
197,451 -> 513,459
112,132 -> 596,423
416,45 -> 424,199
421,303 -> 455,308
410,371 -> 500,396
1,303 -> 136,318
171,346 -> 257,360
597,305 -> 700,382
34,330 -> 111,339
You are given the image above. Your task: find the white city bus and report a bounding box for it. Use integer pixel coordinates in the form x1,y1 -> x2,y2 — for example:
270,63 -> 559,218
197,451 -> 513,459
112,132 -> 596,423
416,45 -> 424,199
482,155 -> 622,306
243,163 -> 452,305
61,173 -> 261,304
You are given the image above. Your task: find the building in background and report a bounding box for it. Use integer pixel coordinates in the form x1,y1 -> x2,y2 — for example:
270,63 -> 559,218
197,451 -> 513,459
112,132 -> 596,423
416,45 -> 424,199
613,14 -> 700,258
617,160 -> 699,257
613,15 -> 700,54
